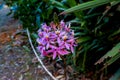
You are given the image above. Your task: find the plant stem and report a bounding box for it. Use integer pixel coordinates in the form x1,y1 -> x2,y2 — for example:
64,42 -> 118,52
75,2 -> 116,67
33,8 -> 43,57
62,56 -> 67,80
82,51 -> 87,73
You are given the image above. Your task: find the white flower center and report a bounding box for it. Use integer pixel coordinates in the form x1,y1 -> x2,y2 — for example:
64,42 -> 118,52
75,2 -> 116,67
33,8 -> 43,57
63,35 -> 68,40
55,30 -> 60,35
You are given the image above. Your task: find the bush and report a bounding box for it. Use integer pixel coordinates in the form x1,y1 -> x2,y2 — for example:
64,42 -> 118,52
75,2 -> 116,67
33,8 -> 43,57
5,0 -> 69,31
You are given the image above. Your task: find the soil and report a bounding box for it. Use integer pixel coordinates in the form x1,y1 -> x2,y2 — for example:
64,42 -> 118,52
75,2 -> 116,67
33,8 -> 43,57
0,4 -> 51,80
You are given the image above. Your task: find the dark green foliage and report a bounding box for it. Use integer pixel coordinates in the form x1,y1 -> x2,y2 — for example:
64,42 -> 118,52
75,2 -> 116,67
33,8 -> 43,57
64,1 -> 120,76
4,0 -> 68,32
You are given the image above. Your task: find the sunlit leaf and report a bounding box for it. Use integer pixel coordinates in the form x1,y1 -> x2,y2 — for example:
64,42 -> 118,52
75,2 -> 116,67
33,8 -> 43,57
60,0 -> 117,15
95,43 -> 120,65
111,0 -> 120,6
104,52 -> 120,66
50,0 -> 67,10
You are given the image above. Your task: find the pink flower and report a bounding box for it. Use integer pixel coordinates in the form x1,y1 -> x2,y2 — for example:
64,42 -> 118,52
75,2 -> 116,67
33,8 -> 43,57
47,46 -> 69,59
60,20 -> 65,28
64,23 -> 71,32
37,21 -> 76,59
37,38 -> 46,56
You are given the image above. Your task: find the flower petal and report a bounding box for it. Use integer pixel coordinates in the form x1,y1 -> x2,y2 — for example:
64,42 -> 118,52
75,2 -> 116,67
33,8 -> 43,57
58,49 -> 69,55
43,50 -> 48,56
67,39 -> 74,43
71,46 -> 74,53
58,50 -> 64,55
53,51 -> 57,59
47,49 -> 53,53
49,45 -> 57,49
65,43 -> 70,50
57,38 -> 61,45
60,31 -> 66,36
62,50 -> 70,55
46,43 -> 50,49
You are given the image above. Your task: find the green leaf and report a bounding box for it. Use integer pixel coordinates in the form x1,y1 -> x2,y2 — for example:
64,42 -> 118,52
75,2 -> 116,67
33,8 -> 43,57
66,0 -> 83,18
95,43 -> 120,65
31,33 -> 38,39
104,52 -> 120,67
50,0 -> 64,7
109,68 -> 120,80
36,14 -> 41,27
67,0 -> 77,7
108,29 -> 120,39
75,32 -> 87,36
77,36 -> 91,43
50,0 -> 67,10
84,13 -> 101,19
111,0 -> 120,6
60,0 -> 117,15
23,46 -> 31,52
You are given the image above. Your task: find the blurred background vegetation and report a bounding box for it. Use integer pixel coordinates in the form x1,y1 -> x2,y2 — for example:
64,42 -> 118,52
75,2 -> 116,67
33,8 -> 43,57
4,0 -> 120,79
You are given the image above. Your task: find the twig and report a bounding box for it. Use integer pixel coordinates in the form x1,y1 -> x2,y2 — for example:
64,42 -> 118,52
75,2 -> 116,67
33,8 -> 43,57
26,28 -> 57,80
63,57 -> 67,80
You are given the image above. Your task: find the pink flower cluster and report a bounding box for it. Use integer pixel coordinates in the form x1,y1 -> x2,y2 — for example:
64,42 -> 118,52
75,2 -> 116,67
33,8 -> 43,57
37,21 -> 76,59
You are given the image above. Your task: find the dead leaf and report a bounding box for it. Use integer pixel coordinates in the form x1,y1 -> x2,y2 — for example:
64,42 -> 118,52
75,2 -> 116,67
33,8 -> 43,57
19,74 -> 23,80
66,65 -> 74,74
0,32 -> 11,44
32,57 -> 39,63
56,63 -> 62,69
57,69 -> 64,75
56,75 -> 64,79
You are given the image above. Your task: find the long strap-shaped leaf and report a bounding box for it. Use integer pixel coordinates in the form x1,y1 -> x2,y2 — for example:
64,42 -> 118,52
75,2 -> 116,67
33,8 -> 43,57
104,52 -> 120,67
60,0 -> 118,15
95,43 -> 120,65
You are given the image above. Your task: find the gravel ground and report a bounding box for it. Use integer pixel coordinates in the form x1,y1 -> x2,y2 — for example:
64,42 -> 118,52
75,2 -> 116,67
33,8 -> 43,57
0,3 -> 51,80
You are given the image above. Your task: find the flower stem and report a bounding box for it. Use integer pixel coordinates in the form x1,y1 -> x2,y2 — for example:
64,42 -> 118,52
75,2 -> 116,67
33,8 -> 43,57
62,56 -> 67,80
